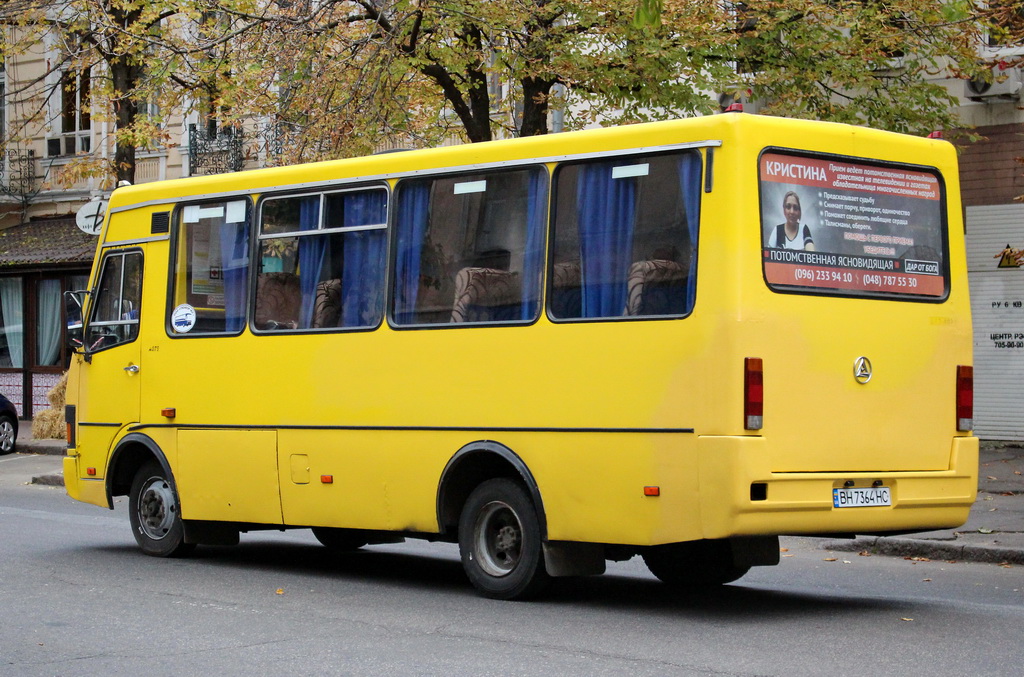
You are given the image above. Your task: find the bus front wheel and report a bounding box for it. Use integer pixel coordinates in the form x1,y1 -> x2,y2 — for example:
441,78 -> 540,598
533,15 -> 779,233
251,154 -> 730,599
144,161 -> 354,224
642,540 -> 749,587
458,478 -> 549,600
128,461 -> 195,558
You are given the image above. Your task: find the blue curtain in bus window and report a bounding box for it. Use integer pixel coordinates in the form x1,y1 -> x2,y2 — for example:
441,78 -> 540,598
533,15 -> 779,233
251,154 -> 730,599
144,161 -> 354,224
394,183 -> 431,324
219,221 -> 249,332
341,191 -> 387,327
577,163 -> 636,318
679,153 -> 701,312
521,170 -> 547,321
297,196 -> 324,328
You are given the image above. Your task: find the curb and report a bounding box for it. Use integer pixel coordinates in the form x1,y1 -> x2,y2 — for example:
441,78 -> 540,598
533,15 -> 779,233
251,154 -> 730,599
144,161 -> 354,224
824,536 -> 1024,566
19,441 -> 67,456
31,473 -> 65,487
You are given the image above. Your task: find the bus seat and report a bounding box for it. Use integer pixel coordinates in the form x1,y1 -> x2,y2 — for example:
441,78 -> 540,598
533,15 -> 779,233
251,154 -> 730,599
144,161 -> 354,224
450,267 -> 521,323
550,261 -> 581,318
625,260 -> 687,316
312,279 -> 341,328
255,272 -> 301,329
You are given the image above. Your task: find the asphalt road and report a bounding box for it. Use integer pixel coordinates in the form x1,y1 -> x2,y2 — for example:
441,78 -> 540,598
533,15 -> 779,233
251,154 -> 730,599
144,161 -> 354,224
1,454 -> 1021,677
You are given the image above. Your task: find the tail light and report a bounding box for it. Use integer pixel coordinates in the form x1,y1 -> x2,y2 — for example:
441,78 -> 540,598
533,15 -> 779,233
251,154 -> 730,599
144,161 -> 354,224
956,365 -> 973,432
65,404 -> 76,448
744,357 -> 763,430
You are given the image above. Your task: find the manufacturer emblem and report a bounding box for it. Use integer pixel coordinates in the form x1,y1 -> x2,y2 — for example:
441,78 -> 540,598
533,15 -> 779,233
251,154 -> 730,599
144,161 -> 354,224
853,357 -> 873,384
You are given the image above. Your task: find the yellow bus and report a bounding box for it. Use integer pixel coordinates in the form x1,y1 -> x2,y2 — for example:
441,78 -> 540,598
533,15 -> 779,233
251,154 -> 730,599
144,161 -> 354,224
63,114 -> 977,599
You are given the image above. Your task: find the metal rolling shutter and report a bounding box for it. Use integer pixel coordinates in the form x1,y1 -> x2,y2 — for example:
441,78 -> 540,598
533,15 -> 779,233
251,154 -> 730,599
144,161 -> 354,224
966,204 -> 1024,441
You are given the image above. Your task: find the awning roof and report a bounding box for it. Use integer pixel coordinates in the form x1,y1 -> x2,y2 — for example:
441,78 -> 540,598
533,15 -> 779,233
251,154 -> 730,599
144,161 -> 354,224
0,218 -> 96,269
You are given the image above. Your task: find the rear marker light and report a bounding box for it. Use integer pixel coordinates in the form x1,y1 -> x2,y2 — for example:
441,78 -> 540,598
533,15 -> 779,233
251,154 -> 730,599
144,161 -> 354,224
956,365 -> 973,432
744,357 -> 763,430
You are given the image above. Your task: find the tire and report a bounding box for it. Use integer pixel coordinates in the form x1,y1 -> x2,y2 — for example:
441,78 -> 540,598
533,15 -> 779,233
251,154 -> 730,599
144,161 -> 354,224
642,540 -> 750,587
0,415 -> 16,455
128,461 -> 195,557
311,527 -> 368,551
458,478 -> 549,600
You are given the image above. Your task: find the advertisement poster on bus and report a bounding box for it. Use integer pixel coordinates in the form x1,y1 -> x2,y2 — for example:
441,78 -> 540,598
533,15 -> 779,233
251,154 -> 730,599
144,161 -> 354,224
760,152 -> 947,298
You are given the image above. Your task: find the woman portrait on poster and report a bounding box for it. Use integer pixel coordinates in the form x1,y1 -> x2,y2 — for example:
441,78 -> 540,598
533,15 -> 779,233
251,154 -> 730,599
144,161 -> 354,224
768,191 -> 815,251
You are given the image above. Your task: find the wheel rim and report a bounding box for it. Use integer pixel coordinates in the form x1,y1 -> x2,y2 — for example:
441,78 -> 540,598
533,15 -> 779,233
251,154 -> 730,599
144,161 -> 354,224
473,500 -> 524,577
137,476 -> 177,541
0,420 -> 13,452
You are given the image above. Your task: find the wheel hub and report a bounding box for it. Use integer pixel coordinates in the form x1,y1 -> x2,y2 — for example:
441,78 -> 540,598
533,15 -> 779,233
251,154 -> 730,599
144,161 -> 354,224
0,421 -> 14,452
138,479 -> 176,541
474,501 -> 524,577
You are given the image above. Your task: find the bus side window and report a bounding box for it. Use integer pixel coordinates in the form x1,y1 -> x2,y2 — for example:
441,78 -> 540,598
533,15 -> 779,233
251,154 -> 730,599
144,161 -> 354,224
86,250 -> 142,352
550,151 -> 700,320
392,167 -> 546,326
169,200 -> 251,335
255,188 -> 386,331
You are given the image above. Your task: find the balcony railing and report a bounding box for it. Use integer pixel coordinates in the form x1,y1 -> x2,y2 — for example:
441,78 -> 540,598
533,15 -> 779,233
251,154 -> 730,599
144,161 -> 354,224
0,150 -> 36,196
188,124 -> 244,175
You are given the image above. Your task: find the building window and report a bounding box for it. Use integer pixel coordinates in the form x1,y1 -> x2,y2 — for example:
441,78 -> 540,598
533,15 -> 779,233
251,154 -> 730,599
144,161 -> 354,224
0,277 -> 24,368
48,69 -> 91,157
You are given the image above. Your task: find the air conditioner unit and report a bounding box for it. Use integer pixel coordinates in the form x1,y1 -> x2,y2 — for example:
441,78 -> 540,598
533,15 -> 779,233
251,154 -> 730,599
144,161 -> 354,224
965,62 -> 1023,102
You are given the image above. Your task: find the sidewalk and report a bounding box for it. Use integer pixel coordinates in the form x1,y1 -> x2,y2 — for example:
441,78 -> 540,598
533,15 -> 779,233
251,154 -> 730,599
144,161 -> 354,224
11,430 -> 1024,565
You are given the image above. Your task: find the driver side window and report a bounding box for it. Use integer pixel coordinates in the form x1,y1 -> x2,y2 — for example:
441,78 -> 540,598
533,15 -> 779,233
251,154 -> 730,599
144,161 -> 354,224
86,250 -> 143,352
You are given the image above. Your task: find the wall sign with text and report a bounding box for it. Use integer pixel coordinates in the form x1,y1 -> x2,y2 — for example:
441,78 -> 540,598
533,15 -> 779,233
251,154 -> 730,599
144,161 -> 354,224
760,151 -> 948,299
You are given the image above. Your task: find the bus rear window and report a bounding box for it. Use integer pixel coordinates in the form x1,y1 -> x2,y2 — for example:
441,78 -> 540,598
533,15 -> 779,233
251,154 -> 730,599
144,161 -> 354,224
759,151 -> 948,300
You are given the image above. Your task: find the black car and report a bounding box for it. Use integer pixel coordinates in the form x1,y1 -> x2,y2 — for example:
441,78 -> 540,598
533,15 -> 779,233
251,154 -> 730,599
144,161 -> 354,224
0,393 -> 18,455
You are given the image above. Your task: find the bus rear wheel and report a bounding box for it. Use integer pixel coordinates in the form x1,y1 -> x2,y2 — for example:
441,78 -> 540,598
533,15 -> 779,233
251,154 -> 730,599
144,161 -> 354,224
458,478 -> 549,600
642,540 -> 750,587
128,461 -> 195,558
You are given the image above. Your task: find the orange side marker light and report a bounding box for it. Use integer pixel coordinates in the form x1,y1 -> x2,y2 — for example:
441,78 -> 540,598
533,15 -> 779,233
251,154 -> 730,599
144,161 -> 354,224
644,486 -> 660,497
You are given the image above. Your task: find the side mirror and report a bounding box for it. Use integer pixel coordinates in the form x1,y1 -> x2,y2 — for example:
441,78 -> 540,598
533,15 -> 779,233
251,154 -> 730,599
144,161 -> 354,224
64,289 -> 89,354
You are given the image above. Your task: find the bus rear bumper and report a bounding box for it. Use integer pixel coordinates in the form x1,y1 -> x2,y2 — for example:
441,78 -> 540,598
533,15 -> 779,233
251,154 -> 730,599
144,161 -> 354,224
697,435 -> 978,539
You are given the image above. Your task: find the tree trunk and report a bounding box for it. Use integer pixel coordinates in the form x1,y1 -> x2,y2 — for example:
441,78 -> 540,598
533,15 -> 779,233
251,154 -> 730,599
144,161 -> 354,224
109,56 -> 141,185
519,77 -> 553,137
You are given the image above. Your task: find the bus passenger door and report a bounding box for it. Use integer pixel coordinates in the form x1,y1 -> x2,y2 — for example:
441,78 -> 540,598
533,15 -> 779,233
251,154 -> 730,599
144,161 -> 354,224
75,248 -> 145,477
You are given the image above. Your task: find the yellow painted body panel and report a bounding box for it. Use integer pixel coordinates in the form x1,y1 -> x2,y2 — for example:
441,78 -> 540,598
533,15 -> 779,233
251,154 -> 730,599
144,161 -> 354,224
64,115 -> 976,546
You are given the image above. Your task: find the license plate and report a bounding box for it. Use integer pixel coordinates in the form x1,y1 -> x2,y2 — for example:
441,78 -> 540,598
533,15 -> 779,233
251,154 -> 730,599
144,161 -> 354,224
833,486 -> 891,508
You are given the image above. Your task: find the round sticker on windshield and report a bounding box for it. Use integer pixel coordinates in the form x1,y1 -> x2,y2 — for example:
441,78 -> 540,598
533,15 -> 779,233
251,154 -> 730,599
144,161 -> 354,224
171,304 -> 197,333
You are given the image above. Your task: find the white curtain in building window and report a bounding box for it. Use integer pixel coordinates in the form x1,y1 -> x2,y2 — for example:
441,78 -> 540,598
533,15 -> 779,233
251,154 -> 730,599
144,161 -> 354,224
36,279 -> 62,366
0,277 -> 24,368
